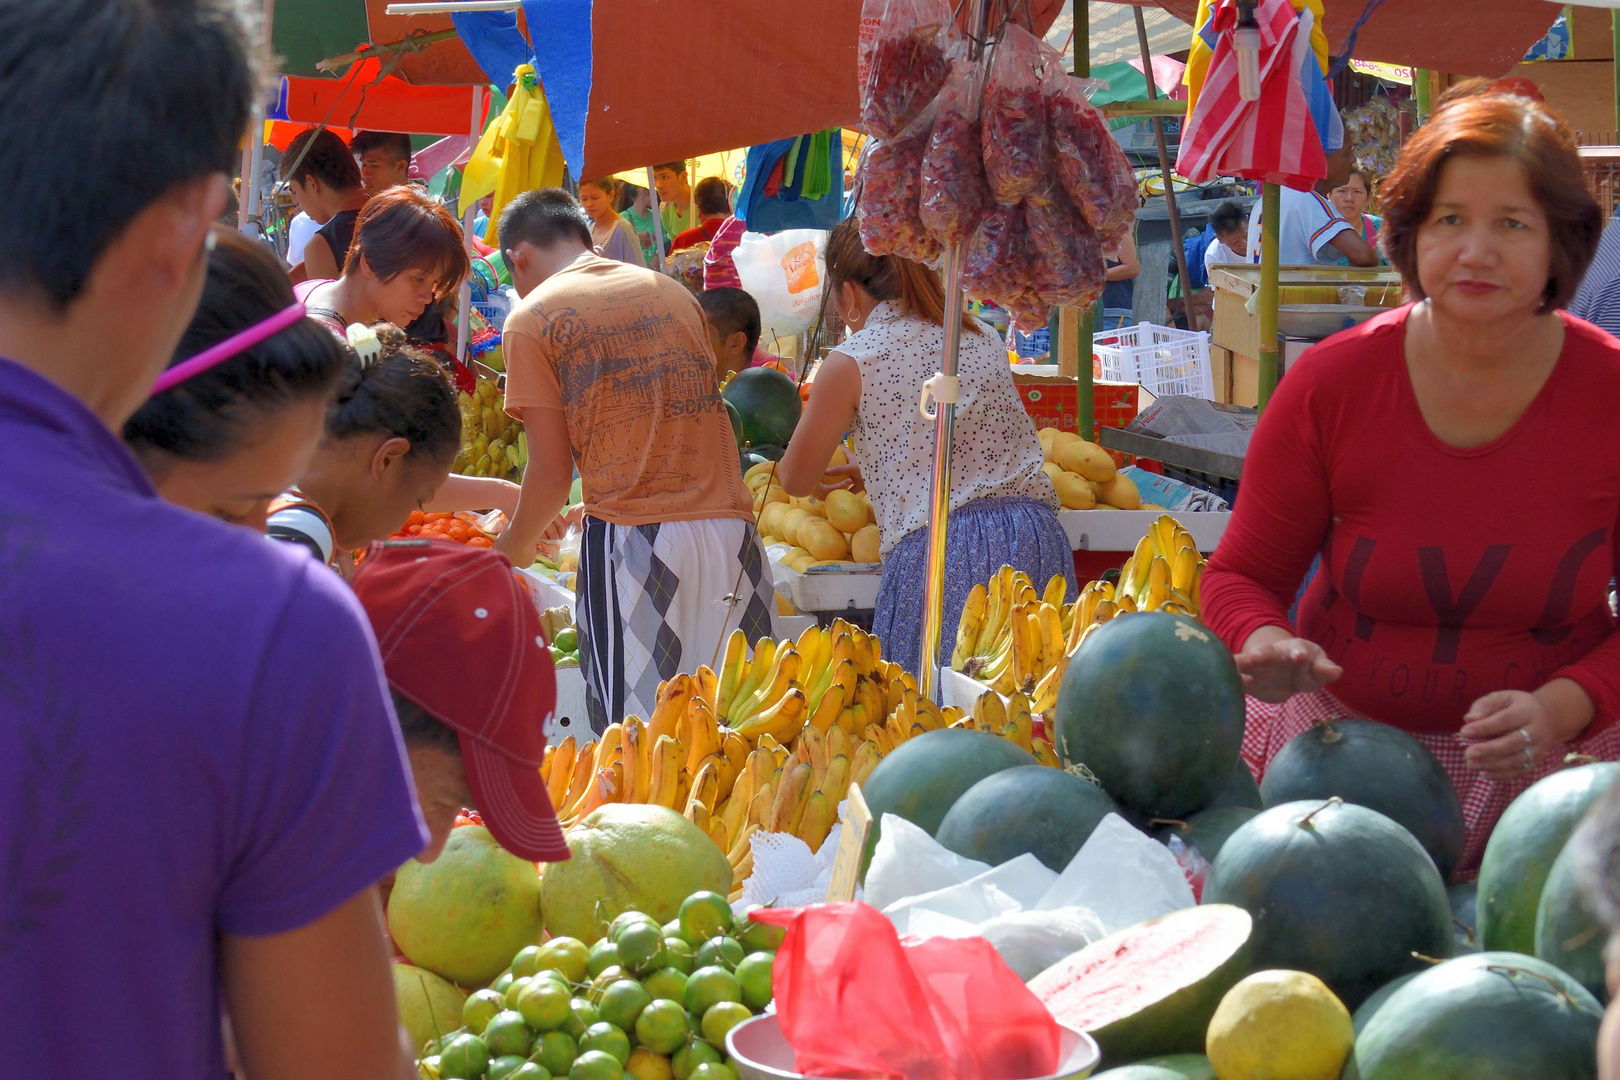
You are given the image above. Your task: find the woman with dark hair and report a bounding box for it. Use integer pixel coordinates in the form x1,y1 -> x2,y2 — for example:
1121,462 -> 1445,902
1330,167 -> 1384,265
1202,83 -> 1620,871
671,176 -> 733,251
774,218 -> 1072,676
577,177 -> 645,266
127,228 -> 349,530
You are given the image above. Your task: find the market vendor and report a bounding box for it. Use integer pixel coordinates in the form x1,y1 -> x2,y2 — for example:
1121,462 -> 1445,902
1246,141 -> 1379,268
297,185 -> 522,518
1203,84 -> 1619,873
1329,167 -> 1383,264
774,218 -> 1075,677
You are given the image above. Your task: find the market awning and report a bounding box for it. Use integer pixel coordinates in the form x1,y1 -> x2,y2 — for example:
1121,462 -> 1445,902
1148,0 -> 1563,78
1046,1 -> 1194,66
270,0 -> 493,83
273,59 -> 490,136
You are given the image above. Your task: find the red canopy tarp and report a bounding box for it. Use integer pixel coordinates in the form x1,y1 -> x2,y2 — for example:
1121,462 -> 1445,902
1148,0 -> 1563,78
276,58 -> 489,137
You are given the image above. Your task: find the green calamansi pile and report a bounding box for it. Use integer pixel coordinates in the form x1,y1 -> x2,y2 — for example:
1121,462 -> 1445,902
417,889 -> 784,1080
541,607 -> 580,672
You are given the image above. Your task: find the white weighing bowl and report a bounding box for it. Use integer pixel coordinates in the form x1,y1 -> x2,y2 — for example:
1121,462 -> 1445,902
725,1013 -> 1102,1080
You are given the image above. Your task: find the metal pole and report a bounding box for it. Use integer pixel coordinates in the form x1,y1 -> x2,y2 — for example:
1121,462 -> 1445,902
1257,181 -> 1280,408
647,166 -> 667,270
238,0 -> 275,236
1135,7 -> 1193,334
1074,0 -> 1095,440
917,0 -> 985,700
1414,68 -> 1431,125
456,86 -> 482,364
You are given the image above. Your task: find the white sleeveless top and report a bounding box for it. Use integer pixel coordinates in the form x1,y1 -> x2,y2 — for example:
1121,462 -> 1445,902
841,302 -> 1057,556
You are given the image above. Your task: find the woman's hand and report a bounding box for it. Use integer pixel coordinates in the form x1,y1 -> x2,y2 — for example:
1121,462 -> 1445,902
818,463 -> 864,496
1235,627 -> 1343,703
1460,679 -> 1595,781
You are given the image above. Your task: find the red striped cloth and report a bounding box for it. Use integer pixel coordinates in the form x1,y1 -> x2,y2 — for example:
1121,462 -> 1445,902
1176,0 -> 1326,190
1241,690 -> 1620,878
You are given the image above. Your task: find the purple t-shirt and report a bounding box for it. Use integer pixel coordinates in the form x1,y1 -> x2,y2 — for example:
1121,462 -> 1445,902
0,357 -> 429,1078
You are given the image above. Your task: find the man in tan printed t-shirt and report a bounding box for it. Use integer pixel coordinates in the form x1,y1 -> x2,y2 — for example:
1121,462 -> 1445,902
493,188 -> 774,732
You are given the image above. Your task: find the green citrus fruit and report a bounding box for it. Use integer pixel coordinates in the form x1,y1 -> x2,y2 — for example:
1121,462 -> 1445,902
733,952 -> 774,1011
509,1064 -> 552,1080
686,1064 -> 736,1080
538,938 -> 591,984
642,967 -> 689,1003
678,892 -> 734,946
564,997 -> 600,1040
439,1033 -> 492,1080
510,945 -> 545,979
598,979 -> 652,1031
693,937 -> 743,972
683,967 -> 742,1015
587,940 -> 622,978
531,1030 -> 579,1075
569,1048 -> 626,1080
615,921 -> 665,973
588,966 -> 626,1003
607,910 -> 659,940
463,989 -> 507,1034
660,938 -> 695,975
485,1010 -> 534,1058
663,920 -> 683,938
581,1021 -> 633,1065
625,1046 -> 674,1080
494,973 -> 516,995
518,978 -> 574,1032
671,1039 -> 722,1080
699,1002 -> 751,1049
505,976 -> 536,1010
490,1054 -> 530,1080
736,911 -> 784,953
633,998 -> 691,1055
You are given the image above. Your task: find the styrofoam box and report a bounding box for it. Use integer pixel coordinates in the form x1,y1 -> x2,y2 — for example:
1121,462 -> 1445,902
1057,509 -> 1230,553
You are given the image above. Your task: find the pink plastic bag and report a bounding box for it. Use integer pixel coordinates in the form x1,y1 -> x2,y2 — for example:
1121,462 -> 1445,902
753,903 -> 1062,1080
858,0 -> 959,140
857,129 -> 944,264
919,61 -> 990,249
1047,68 -> 1138,248
981,24 -> 1054,206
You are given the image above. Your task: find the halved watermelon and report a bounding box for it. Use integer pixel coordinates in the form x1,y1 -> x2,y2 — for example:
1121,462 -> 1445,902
1028,905 -> 1253,1066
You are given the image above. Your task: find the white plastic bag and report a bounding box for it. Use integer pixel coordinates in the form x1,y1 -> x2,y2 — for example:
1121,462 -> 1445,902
1035,813 -> 1195,932
864,813 -> 991,913
732,229 -> 828,340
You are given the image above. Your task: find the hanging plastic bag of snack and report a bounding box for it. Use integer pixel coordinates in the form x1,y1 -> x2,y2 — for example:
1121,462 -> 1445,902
857,127 -> 944,265
1047,67 -> 1138,247
1025,184 -> 1106,310
919,61 -> 990,249
858,0 -> 960,140
960,202 -> 1028,307
981,23 -> 1055,206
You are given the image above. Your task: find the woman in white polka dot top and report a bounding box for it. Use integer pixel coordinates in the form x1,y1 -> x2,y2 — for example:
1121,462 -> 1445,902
777,219 -> 1077,676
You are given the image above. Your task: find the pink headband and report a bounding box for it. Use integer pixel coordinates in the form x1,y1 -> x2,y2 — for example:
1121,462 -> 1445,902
150,302 -> 308,396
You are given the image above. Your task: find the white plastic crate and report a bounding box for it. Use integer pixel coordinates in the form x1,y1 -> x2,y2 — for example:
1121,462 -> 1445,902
1093,321 -> 1213,400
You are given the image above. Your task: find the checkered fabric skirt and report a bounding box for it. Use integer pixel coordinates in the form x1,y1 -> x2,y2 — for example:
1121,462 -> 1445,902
577,515 -> 776,734
1243,690 -> 1620,877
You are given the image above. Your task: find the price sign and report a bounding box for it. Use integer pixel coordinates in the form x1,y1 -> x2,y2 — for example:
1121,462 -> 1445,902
824,784 -> 873,903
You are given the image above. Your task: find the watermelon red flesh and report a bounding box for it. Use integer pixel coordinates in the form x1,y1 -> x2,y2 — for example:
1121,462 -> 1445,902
1029,904 -> 1253,1065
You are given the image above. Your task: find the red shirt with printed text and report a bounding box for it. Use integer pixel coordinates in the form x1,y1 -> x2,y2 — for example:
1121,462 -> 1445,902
1203,306 -> 1620,736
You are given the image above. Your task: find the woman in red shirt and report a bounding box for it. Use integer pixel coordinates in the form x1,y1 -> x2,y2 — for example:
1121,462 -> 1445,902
1203,83 -> 1617,871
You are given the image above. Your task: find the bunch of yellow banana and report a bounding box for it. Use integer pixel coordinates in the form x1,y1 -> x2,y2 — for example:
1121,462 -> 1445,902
451,377 -> 527,479
1113,514 -> 1204,617
951,566 -> 1070,696
947,690 -> 1062,767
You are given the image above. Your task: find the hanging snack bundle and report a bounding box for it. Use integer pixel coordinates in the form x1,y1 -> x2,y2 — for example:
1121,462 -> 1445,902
859,0 -> 959,140
919,61 -> 991,248
857,130 -> 944,264
981,24 -> 1054,206
960,202 -> 1029,307
1025,185 -> 1105,310
1048,68 -> 1138,248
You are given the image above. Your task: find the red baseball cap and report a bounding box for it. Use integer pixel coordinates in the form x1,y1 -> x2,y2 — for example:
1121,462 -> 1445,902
352,539 -> 571,863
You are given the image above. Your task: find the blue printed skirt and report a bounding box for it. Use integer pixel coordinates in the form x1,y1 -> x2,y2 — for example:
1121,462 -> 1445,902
874,496 -> 1077,677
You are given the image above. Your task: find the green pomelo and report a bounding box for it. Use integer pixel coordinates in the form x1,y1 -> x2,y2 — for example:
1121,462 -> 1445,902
1477,763 -> 1620,953
542,805 -> 732,944
1259,719 -> 1465,879
389,825 -> 544,987
1535,838 -> 1609,1001
1151,807 -> 1258,865
1054,612 -> 1244,819
1028,904 -> 1253,1065
1345,951 -> 1602,1079
721,368 -> 800,448
858,728 -> 1036,877
935,765 -> 1119,872
1203,799 -> 1452,1009
393,963 -> 468,1058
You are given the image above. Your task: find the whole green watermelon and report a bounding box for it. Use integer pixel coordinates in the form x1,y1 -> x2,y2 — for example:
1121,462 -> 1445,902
1053,612 -> 1244,820
1477,763 -> 1620,953
1535,838 -> 1609,1002
1345,952 -> 1602,1079
1259,719 -> 1465,879
858,728 -> 1036,878
935,766 -> 1119,873
1448,882 -> 1480,954
1202,798 -> 1452,1009
1091,1057 -> 1214,1080
722,368 -> 800,448
1351,973 -> 1418,1035
1153,807 -> 1258,865
1206,757 -> 1262,811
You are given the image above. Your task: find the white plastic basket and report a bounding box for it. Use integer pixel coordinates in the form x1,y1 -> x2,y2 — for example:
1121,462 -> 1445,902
1093,321 -> 1213,400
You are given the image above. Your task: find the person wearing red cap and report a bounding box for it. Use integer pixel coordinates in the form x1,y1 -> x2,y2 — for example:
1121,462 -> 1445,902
351,538 -> 572,864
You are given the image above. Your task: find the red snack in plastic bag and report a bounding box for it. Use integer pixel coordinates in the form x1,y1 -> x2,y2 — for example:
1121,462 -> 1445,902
858,130 -> 943,264
1048,70 -> 1138,246
960,202 -> 1029,308
858,0 -> 957,140
981,24 -> 1054,206
752,903 -> 1061,1080
920,62 -> 990,248
1026,186 -> 1106,310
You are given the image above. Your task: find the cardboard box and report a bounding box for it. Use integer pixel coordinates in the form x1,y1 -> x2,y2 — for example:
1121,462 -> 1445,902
1011,368 -> 1147,435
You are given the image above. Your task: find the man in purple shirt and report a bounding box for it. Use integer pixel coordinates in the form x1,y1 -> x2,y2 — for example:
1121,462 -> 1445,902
0,2 -> 429,1078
